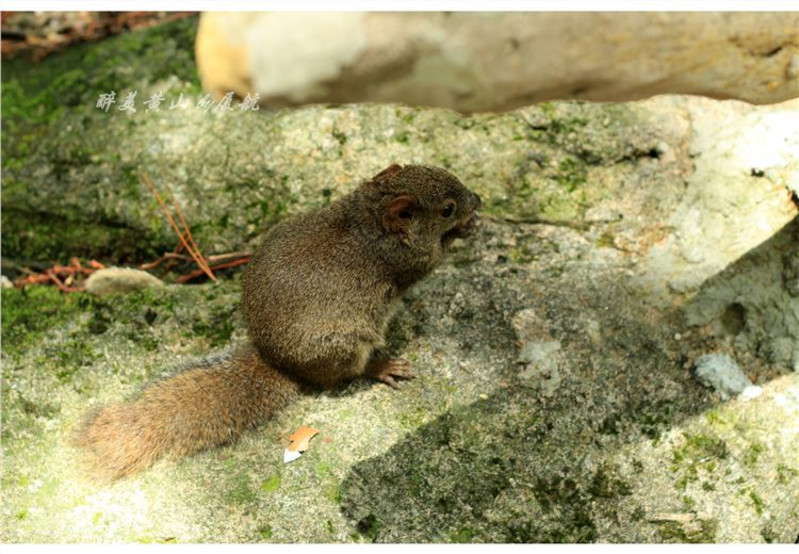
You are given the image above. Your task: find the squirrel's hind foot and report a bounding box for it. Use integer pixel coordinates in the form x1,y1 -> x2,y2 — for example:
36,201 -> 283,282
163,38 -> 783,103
366,358 -> 416,389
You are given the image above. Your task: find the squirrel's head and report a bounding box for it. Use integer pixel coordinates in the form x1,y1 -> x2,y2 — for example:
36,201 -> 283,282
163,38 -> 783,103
365,164 -> 482,248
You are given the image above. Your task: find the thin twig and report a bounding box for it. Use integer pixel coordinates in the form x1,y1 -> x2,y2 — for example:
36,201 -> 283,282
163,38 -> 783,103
141,174 -> 217,283
140,252 -> 194,270
161,179 -> 215,279
174,256 -> 252,284
207,251 -> 253,263
45,269 -> 83,293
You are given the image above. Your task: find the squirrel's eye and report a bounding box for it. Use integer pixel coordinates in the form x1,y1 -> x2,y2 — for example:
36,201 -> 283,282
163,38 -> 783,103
441,202 -> 456,218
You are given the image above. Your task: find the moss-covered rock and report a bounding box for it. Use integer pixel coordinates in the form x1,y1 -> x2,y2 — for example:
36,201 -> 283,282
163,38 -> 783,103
2,16 -> 798,545
2,15 -> 202,263
3,15 -> 670,265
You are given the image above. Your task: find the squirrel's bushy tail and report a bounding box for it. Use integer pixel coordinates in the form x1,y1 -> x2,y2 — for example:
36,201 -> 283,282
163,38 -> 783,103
74,345 -> 301,480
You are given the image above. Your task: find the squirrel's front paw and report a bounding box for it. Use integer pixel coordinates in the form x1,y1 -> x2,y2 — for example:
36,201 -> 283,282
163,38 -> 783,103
366,359 -> 416,389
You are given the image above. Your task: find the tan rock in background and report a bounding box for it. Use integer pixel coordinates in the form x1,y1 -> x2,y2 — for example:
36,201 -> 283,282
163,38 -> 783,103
195,12 -> 799,110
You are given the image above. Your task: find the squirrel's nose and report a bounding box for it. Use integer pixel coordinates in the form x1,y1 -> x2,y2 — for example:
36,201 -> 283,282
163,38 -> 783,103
473,192 -> 482,210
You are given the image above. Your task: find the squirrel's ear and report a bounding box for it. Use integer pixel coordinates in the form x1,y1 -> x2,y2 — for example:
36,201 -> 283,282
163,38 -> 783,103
372,164 -> 403,182
384,194 -> 419,234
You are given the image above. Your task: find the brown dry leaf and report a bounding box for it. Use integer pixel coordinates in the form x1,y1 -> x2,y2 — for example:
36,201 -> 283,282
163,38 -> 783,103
288,426 -> 320,453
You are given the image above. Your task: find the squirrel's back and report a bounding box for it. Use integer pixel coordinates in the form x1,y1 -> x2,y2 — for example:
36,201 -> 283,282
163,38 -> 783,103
241,198 -> 397,384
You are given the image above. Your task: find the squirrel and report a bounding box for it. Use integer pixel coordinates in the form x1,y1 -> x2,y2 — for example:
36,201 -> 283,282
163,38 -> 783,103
75,164 -> 481,480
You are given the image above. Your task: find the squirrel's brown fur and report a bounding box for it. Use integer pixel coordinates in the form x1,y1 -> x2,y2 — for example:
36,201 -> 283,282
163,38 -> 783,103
75,164 -> 481,479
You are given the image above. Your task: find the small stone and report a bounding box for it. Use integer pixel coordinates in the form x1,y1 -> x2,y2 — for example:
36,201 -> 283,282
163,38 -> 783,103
518,340 -> 563,397
84,267 -> 164,296
518,340 -> 562,365
693,353 -> 752,401
1,275 -> 14,289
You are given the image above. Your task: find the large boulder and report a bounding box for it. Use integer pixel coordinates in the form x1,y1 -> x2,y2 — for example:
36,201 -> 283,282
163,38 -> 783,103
196,12 -> 799,110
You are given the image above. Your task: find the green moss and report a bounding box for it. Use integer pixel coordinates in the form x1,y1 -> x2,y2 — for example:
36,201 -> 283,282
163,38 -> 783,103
355,514 -> 382,542
657,519 -> 718,543
257,525 -> 274,540
673,433 -> 729,465
509,245 -> 536,264
749,491 -> 765,516
528,475 -> 598,543
587,465 -> 632,498
398,408 -> 428,429
704,408 -> 726,426
761,524 -> 780,543
1,202 -> 165,267
1,287 -> 95,357
184,286 -> 240,346
191,310 -> 235,347
133,286 -> 179,311
398,107 -> 419,123
260,474 -> 281,494
53,339 -> 99,381
1,16 -> 200,131
776,464 -> 799,484
1,17 -> 201,264
670,433 -> 728,492
632,398 -> 678,440
454,117 -> 476,130
596,231 -> 617,249
554,158 -> 588,193
449,527 -> 475,542
314,461 -> 332,477
332,129 -> 348,145
324,482 -> 342,504
539,102 -> 556,117
225,471 -> 257,505
744,442 -> 765,467
533,102 -> 591,142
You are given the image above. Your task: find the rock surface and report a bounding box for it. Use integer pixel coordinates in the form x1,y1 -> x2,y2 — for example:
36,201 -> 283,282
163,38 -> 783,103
1,17 -> 798,544
195,12 -> 799,110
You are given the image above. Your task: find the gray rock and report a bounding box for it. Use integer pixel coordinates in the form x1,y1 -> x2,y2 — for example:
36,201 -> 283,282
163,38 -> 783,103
693,353 -> 753,401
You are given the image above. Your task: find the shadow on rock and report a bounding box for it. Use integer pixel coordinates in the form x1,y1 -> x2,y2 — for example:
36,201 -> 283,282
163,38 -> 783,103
684,216 -> 799,374
339,217 -> 798,542
339,282 -> 709,542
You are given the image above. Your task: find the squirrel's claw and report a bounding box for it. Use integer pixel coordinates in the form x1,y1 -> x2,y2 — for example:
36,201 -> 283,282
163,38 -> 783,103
367,359 -> 416,389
